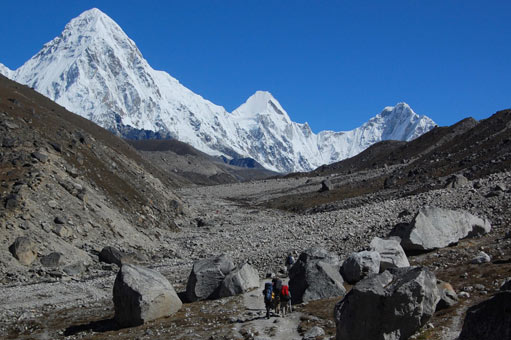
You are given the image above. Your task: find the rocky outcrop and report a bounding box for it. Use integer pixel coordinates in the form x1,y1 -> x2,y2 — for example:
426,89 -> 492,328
334,266 -> 440,340
218,263 -> 259,298
369,237 -> 409,272
289,247 -> 345,304
186,254 -> 235,302
340,250 -> 380,284
113,264 -> 182,327
458,291 -> 511,340
99,246 -> 124,267
390,207 -> 491,251
9,237 -> 37,265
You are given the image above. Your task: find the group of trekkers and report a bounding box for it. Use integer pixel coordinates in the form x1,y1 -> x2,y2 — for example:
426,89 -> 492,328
262,254 -> 295,319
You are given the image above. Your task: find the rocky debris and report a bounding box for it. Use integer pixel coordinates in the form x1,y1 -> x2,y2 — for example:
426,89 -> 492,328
334,266 -> 440,340
53,225 -> 72,238
31,151 -> 48,163
99,246 -> 124,267
390,207 -> 491,251
446,174 -> 469,188
40,252 -> 62,267
339,250 -> 380,284
436,280 -> 458,310
218,263 -> 259,298
318,179 -> 332,192
303,326 -> 325,339
289,247 -> 345,304
458,291 -> 511,340
8,237 -> 37,265
501,278 -> 511,291
63,262 -> 86,276
471,251 -> 491,264
369,237 -> 409,272
113,264 -> 182,328
186,254 -> 235,302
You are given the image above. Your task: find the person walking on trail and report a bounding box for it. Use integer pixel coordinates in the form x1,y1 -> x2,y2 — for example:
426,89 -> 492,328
263,282 -> 274,319
285,253 -> 295,274
272,277 -> 283,315
280,284 -> 292,316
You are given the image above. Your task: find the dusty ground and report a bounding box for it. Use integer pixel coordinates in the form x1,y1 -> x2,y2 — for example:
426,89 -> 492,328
1,170 -> 510,339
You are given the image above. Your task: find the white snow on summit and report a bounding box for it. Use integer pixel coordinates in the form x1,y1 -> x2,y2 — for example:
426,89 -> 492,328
0,63 -> 13,78
2,8 -> 436,173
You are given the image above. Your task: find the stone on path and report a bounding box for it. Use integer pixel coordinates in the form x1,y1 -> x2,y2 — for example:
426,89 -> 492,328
335,266 -> 440,340
113,264 -> 182,327
289,247 -> 345,304
369,237 -> 409,272
186,254 -> 235,301
471,251 -> 491,264
40,252 -> 62,267
436,280 -> 458,310
390,207 -> 491,251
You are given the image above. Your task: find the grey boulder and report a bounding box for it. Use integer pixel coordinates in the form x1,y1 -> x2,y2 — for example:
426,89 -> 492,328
9,237 -> 37,265
218,263 -> 259,298
458,291 -> 511,340
40,252 -> 62,267
340,250 -> 381,284
99,246 -> 124,267
335,266 -> 440,340
289,247 -> 345,304
391,207 -> 491,251
186,254 -> 235,301
113,264 -> 182,327
471,251 -> 491,264
369,237 -> 409,272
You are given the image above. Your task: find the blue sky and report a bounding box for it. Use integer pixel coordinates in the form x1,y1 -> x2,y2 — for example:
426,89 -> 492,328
1,1 -> 510,133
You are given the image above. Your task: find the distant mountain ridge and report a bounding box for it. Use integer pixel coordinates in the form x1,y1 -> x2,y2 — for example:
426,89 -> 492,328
0,8 -> 436,173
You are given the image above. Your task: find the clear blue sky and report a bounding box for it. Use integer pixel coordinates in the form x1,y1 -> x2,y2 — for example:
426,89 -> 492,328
1,1 -> 510,132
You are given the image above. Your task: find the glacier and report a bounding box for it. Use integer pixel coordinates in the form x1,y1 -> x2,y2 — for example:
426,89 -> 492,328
0,8 -> 436,173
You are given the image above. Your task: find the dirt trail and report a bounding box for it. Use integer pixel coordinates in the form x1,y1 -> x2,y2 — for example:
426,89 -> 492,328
233,279 -> 302,340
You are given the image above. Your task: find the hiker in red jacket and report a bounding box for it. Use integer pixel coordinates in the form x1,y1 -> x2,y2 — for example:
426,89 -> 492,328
280,284 -> 292,316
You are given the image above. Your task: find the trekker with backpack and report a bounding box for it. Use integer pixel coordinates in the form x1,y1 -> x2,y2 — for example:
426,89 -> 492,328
272,277 -> 283,315
285,253 -> 295,274
280,284 -> 292,316
263,282 -> 274,319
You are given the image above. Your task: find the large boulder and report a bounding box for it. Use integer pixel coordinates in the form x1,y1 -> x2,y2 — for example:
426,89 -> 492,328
185,254 -> 235,301
369,237 -> 409,272
340,250 -> 381,284
458,291 -> 511,340
113,264 -> 182,327
9,237 -> 37,265
390,207 -> 491,251
335,266 -> 440,340
218,263 -> 260,298
289,247 -> 345,304
99,246 -> 124,267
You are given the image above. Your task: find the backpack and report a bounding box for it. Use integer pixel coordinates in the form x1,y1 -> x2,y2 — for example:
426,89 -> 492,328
281,285 -> 289,298
273,278 -> 282,293
264,282 -> 273,303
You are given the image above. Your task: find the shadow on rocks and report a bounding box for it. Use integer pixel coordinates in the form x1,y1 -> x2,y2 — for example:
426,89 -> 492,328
64,318 -> 119,336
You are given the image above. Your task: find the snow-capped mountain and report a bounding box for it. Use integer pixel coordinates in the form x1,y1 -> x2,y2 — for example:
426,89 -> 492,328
0,63 -> 13,78
2,8 -> 436,173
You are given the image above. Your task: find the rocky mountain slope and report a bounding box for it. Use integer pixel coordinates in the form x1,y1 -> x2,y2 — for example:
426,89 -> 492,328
0,73 -> 187,280
0,8 -> 436,173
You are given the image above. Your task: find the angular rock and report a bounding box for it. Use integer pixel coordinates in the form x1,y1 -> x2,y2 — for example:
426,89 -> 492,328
304,326 -> 325,339
218,263 -> 260,298
40,252 -> 62,267
369,237 -> 409,272
436,280 -> 458,310
340,250 -> 380,284
390,207 -> 491,251
99,246 -> 124,267
445,174 -> 469,189
185,254 -> 235,301
53,225 -> 72,238
319,179 -> 333,192
9,237 -> 37,265
289,247 -> 345,304
335,267 -> 440,340
31,151 -> 48,163
458,291 -> 511,340
471,251 -> 491,264
501,278 -> 511,291
113,264 -> 182,327
63,262 -> 86,276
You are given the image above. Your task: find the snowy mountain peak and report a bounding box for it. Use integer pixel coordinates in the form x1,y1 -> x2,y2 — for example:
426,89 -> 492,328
2,8 -> 437,173
0,63 -> 13,78
233,90 -> 291,123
